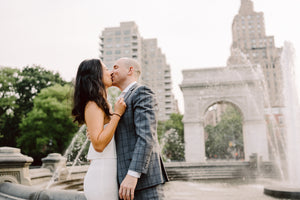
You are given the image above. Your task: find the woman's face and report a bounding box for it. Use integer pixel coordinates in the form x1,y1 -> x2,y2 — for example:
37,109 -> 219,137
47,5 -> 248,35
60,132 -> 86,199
101,62 -> 112,88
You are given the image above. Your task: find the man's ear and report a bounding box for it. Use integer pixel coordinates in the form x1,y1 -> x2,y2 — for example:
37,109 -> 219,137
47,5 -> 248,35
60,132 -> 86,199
128,66 -> 134,75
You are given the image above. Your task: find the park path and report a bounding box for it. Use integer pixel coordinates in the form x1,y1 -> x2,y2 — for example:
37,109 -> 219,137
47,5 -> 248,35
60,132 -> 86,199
163,181 -> 276,200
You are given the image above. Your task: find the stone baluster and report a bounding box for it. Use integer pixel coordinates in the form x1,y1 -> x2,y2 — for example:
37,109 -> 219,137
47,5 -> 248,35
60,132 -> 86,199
42,153 -> 68,180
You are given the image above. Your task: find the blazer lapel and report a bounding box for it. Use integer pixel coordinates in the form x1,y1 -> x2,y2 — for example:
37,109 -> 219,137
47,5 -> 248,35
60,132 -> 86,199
124,83 -> 139,102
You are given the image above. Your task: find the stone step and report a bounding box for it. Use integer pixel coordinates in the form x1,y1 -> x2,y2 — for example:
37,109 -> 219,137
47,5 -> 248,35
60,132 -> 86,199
164,162 -> 254,181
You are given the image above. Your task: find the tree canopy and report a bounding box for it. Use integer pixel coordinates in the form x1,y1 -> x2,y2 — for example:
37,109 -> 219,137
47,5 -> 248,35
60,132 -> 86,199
158,113 -> 185,161
17,84 -> 78,165
0,65 -> 67,147
0,67 -> 20,140
205,104 -> 244,160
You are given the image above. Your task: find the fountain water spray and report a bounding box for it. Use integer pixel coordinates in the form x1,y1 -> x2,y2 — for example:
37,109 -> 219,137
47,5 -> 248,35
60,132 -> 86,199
228,48 -> 286,178
264,41 -> 300,198
281,41 -> 300,186
46,125 -> 89,189
66,138 -> 89,180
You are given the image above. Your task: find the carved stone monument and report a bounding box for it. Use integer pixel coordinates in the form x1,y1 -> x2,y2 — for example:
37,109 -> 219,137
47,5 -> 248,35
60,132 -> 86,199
180,60 -> 269,162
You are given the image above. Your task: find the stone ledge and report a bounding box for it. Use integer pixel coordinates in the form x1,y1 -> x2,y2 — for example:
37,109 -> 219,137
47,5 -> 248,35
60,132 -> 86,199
0,182 -> 86,200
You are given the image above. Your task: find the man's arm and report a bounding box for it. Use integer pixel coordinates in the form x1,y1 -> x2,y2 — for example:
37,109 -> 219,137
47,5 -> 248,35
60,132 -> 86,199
119,86 -> 157,200
129,85 -> 157,173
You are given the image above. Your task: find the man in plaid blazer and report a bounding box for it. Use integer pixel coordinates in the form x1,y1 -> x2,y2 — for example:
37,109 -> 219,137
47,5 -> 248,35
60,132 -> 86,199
112,57 -> 168,200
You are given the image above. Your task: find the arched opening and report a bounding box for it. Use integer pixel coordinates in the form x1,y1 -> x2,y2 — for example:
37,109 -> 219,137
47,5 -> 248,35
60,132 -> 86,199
204,101 -> 244,161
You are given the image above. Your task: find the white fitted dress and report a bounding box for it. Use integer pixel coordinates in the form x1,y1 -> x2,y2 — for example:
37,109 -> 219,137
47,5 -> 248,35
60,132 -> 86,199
84,134 -> 118,200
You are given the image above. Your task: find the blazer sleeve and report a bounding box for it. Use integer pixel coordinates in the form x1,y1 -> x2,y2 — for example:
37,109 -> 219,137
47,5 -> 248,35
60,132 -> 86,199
128,85 -> 157,174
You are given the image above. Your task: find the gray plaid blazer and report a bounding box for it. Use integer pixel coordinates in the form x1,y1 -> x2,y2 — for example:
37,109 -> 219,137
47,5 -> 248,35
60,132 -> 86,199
115,83 -> 169,191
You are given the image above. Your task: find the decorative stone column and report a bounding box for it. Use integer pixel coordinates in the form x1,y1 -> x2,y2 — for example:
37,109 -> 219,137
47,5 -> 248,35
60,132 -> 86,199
0,146 -> 33,185
41,153 -> 66,172
42,153 -> 68,180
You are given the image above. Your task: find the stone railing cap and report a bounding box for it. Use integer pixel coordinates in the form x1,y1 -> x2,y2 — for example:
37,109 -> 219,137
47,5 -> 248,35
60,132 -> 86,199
0,146 -> 33,163
42,153 -> 67,162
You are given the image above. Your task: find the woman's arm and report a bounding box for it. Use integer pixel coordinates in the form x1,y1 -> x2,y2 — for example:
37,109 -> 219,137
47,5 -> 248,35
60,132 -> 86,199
84,101 -> 122,152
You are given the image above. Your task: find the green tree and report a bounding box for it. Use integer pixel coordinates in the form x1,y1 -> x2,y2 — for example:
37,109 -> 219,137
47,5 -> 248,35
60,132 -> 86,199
17,84 -> 78,165
159,113 -> 185,161
15,65 -> 67,115
205,105 -> 243,159
157,120 -> 166,142
165,113 -> 184,143
0,67 -> 20,140
107,87 -> 121,110
0,65 -> 67,147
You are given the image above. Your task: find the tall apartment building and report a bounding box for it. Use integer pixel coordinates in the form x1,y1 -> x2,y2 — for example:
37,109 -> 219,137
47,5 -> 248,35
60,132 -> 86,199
230,0 -> 285,160
141,39 -> 178,120
230,0 -> 283,108
100,22 -> 142,69
99,21 -> 178,121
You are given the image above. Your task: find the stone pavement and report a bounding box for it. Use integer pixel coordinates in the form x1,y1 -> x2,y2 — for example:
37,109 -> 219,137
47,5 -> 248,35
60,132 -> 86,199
163,180 -> 277,200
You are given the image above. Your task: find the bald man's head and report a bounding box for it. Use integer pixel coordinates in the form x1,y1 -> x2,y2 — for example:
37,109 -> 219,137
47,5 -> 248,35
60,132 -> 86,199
118,57 -> 141,78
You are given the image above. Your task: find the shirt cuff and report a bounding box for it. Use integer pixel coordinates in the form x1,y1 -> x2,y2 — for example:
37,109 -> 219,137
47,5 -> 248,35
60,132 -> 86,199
127,170 -> 141,178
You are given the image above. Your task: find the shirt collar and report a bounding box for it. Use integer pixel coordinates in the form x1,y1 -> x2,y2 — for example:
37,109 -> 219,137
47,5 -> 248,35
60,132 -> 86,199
122,81 -> 137,93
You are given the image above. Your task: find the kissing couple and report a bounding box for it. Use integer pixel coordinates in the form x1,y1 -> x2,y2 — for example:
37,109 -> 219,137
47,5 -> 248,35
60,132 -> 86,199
72,57 -> 169,200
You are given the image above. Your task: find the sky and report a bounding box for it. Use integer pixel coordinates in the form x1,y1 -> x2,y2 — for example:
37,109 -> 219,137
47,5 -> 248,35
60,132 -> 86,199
1,0 -> 300,113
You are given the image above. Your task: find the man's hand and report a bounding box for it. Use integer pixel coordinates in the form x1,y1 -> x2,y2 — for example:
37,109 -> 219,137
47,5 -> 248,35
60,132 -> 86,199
119,174 -> 138,200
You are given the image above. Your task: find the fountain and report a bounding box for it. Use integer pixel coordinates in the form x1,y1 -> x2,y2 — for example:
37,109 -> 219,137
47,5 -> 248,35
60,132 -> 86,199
264,41 -> 300,198
0,125 -> 90,199
44,125 -> 89,190
1,44 -> 299,199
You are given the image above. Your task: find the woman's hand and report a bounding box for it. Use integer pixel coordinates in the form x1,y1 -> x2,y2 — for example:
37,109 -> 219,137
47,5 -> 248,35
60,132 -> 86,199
114,97 -> 126,116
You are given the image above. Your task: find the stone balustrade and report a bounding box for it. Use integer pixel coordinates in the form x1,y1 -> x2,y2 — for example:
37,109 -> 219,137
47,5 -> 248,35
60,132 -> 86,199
0,147 -> 33,185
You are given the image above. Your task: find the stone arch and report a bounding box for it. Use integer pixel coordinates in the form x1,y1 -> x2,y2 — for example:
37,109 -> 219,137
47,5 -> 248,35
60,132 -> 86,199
180,64 -> 269,162
202,99 -> 245,121
202,100 -> 245,160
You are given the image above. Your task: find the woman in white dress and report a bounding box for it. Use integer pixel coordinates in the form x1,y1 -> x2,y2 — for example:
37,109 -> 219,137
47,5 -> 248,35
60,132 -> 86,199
72,59 -> 126,200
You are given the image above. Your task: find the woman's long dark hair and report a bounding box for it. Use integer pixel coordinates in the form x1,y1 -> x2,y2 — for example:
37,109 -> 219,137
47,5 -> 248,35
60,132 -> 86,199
72,59 -> 111,125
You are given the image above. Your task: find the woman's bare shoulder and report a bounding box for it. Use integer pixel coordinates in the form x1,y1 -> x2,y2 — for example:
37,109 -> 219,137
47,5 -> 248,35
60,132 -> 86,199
85,101 -> 103,113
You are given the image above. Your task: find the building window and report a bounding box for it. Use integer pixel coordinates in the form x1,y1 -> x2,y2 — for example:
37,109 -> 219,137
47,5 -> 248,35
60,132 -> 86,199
115,50 -> 121,54
123,30 -> 130,35
115,31 -> 121,35
124,37 -> 130,41
105,31 -> 113,36
278,116 -> 283,124
105,57 -> 113,62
